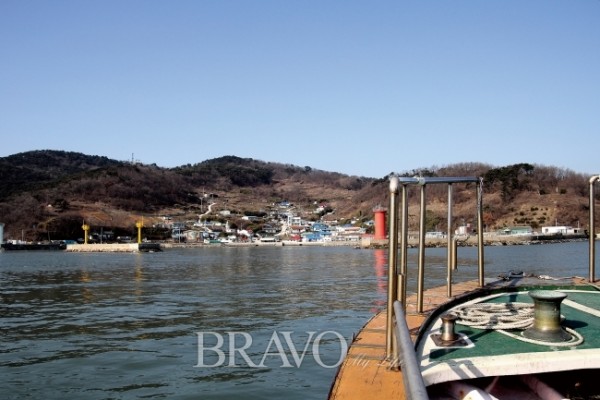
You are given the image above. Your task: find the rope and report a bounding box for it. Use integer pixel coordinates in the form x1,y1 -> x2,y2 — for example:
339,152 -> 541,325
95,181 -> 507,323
498,271 -> 586,281
500,326 -> 584,347
538,274 -> 578,280
452,302 -> 585,347
453,302 -> 534,330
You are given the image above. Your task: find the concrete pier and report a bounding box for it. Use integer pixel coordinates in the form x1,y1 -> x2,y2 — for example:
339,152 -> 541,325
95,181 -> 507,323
66,243 -> 162,252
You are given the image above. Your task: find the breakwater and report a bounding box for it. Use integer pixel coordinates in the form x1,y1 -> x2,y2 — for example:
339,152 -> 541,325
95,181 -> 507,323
66,243 -> 162,252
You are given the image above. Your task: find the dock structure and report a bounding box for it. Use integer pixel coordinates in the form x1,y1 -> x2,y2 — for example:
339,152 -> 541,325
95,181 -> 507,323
66,243 -> 161,252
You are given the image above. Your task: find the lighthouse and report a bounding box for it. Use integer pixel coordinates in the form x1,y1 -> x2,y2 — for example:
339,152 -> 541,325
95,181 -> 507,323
373,206 -> 387,240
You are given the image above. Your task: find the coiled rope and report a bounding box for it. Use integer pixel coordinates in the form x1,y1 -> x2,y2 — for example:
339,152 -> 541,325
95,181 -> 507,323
453,302 -> 534,330
452,302 -> 584,347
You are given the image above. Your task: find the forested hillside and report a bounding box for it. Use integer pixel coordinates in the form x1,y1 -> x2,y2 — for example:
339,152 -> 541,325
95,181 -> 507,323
0,150 -> 596,241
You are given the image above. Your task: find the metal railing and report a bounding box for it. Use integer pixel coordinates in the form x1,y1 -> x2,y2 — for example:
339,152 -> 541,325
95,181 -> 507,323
385,174 -> 600,396
393,300 -> 429,400
386,175 -> 484,359
590,175 -> 600,283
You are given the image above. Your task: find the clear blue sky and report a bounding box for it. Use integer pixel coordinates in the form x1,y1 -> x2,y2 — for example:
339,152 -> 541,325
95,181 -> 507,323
2,1 -> 599,178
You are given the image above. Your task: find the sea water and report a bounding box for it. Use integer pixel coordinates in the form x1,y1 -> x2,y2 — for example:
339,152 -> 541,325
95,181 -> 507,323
0,242 -> 595,399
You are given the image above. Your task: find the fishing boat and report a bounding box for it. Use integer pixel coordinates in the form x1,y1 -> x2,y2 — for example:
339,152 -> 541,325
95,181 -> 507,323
1,241 -> 66,251
329,175 -> 600,400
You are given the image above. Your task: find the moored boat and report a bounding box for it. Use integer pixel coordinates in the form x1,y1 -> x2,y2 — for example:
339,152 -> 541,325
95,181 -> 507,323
1,241 -> 66,251
329,175 -> 600,400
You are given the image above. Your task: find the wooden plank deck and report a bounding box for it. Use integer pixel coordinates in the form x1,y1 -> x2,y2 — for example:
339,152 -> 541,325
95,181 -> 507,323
328,280 -> 482,400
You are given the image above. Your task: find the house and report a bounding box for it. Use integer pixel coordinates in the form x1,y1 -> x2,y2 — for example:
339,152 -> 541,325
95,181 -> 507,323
262,224 -> 278,234
311,223 -> 330,232
541,226 -> 583,235
301,232 -> 322,242
455,224 -> 473,235
499,226 -> 533,236
425,231 -> 445,239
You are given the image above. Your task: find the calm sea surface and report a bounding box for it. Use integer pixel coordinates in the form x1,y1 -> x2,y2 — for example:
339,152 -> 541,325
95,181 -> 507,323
0,242 -> 596,399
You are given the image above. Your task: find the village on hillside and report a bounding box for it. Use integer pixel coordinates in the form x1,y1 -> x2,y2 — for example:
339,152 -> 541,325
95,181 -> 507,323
1,197 -> 592,248
143,201 -> 590,247
159,200 -> 370,245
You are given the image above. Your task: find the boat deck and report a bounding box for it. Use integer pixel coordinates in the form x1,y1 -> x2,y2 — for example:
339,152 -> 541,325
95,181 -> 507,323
419,286 -> 600,387
328,276 -> 600,399
330,174 -> 600,399
328,280 -> 482,399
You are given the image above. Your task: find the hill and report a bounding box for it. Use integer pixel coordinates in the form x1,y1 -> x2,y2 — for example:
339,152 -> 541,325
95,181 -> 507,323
0,150 -> 596,241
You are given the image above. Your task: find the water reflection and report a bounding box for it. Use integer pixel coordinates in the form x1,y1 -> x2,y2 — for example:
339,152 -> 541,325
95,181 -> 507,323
372,249 -> 387,313
134,253 -> 144,300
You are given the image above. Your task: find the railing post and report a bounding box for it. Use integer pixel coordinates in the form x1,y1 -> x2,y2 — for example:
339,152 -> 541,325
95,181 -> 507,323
417,180 -> 426,313
590,176 -> 600,283
399,184 -> 409,309
386,176 -> 400,360
447,183 -> 453,297
477,179 -> 485,287
452,236 -> 458,271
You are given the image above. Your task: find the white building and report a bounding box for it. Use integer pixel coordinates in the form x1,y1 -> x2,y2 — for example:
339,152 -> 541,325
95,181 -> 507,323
541,226 -> 583,235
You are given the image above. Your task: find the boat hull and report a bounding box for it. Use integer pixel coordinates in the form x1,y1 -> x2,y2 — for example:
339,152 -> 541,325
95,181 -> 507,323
1,242 -> 66,251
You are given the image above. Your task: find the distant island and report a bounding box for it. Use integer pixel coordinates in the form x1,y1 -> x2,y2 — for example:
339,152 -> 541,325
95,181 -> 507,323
0,150 -> 596,246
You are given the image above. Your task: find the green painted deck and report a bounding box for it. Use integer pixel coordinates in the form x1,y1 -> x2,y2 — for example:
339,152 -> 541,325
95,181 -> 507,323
418,286 -> 600,386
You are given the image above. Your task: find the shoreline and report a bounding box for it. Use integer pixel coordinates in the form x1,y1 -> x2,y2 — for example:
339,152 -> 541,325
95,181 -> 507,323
162,240 -> 359,249
11,235 -> 585,253
161,235 -> 592,250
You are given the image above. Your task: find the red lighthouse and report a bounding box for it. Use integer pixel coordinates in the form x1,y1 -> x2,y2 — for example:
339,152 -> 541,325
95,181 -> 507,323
373,206 -> 387,240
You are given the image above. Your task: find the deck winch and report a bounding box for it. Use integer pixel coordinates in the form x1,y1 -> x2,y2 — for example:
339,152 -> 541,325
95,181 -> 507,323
445,290 -> 585,348
523,290 -> 573,343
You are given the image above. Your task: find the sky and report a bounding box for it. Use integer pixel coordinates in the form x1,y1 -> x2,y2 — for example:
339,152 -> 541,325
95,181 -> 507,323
1,1 -> 599,178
